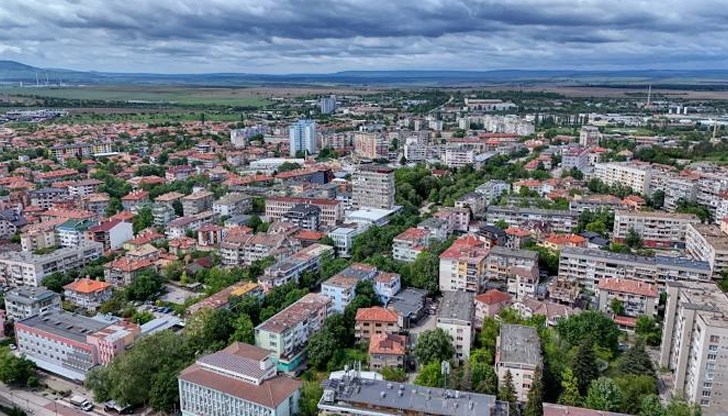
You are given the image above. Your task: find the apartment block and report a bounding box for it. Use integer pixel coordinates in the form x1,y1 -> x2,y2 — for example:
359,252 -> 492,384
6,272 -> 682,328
179,343 -> 300,416
63,278 -> 113,311
255,293 -> 332,371
86,218 -> 134,251
56,218 -> 97,248
353,132 -> 388,160
282,204 -> 321,231
186,282 -> 261,316
165,211 -> 216,239
496,324 -> 542,402
613,210 -> 700,248
220,232 -> 297,267
351,165 -> 395,210
596,278 -> 658,318
392,227 -> 431,263
558,247 -> 712,295
20,218 -> 64,252
485,246 -> 539,283
328,224 -> 368,257
182,191 -> 214,216
355,306 -> 401,343
0,241 -> 104,287
594,162 -> 652,195
486,206 -> 579,234
475,180 -> 511,203
439,235 -> 488,293
579,125 -> 601,147
659,281 -> 728,414
368,333 -> 407,370
265,196 -> 343,227
212,192 -> 251,217
259,243 -> 333,292
3,286 -> 61,321
685,223 -> 728,276
561,146 -> 591,171
289,119 -> 317,156
437,290 -> 474,361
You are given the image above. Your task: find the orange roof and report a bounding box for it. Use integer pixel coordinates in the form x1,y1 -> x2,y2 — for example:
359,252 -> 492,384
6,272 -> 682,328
368,333 -> 406,356
294,230 -> 326,241
613,315 -> 637,327
63,278 -> 111,294
598,278 -> 658,297
475,289 -> 512,306
440,234 -> 487,259
545,234 -> 587,245
355,306 -> 399,323
505,227 -> 531,237
394,227 -> 430,243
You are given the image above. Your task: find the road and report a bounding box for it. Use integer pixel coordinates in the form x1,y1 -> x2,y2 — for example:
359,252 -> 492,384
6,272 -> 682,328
427,95 -> 454,114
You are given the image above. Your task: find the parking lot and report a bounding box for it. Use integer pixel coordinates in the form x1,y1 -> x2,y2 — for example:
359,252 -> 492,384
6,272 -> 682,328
159,283 -> 198,305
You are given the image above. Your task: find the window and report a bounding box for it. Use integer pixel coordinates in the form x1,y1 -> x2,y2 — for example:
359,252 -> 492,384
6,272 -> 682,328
708,345 -> 718,352
702,391 -> 711,398
709,335 -> 719,343
703,382 -> 712,389
700,399 -> 710,406
707,354 -> 717,361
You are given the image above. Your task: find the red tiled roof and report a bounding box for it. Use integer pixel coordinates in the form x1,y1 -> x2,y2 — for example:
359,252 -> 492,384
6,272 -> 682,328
63,278 -> 111,294
475,289 -> 512,306
598,278 -> 658,297
368,333 -> 406,356
355,306 -> 399,323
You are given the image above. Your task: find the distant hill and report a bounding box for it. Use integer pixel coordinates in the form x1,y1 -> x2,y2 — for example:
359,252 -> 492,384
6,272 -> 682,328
2,60 -> 728,87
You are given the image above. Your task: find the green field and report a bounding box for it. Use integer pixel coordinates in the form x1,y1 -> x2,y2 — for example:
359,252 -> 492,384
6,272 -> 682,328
0,86 -> 270,107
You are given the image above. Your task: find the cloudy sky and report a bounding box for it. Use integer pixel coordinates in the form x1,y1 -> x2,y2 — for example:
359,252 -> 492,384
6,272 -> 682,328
0,0 -> 726,74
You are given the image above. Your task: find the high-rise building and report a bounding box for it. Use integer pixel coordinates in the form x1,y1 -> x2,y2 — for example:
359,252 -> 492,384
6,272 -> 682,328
659,281 -> 728,413
351,165 -> 395,210
289,119 -> 317,157
496,324 -> 542,402
320,95 -> 336,114
579,125 -> 601,147
353,132 -> 389,160
437,290 -> 474,361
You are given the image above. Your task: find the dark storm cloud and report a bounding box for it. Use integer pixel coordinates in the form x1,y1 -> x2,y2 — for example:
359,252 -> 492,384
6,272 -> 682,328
0,0 -> 726,72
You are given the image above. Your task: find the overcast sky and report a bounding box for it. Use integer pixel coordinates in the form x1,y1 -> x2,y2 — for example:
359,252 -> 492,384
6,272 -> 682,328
1,0 -> 726,74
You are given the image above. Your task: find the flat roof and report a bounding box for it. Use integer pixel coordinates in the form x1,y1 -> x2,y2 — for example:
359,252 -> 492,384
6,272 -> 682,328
668,281 -> 728,329
5,286 -> 59,303
689,223 -> 728,251
498,324 -> 542,366
17,310 -> 111,343
438,291 -> 474,323
388,287 -> 427,319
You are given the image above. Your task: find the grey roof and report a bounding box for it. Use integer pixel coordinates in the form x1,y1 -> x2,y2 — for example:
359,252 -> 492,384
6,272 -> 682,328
498,324 -> 542,366
197,349 -> 268,380
0,210 -> 27,228
5,286 -> 59,304
438,291 -> 474,323
320,375 -> 507,416
561,247 -> 710,271
388,287 -> 427,319
487,206 -> 578,217
17,310 -> 110,342
490,246 -> 538,261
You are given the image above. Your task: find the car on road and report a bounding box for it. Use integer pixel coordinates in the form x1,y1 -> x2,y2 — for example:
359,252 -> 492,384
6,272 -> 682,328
70,394 -> 94,411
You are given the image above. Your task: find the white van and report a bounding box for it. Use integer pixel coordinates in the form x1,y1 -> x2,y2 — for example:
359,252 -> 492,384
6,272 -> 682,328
69,395 -> 94,411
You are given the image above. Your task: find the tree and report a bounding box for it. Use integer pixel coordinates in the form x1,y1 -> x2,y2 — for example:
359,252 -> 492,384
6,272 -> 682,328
556,311 -> 620,353
42,272 -> 75,293
639,394 -> 665,416
415,361 -> 445,387
626,227 -> 643,249
381,366 -> 407,382
0,346 -> 36,386
524,366 -> 544,416
126,270 -> 163,301
133,206 -> 154,233
584,377 -> 623,411
559,367 -> 581,406
635,315 -> 662,346
610,298 -> 625,316
229,314 -> 255,344
407,251 -> 439,293
619,341 -> 655,377
172,199 -> 184,217
470,352 -> 498,394
665,397 -> 701,416
572,339 -> 599,396
615,375 -> 657,414
299,380 -> 323,416
498,370 -> 518,416
185,308 -> 234,353
494,219 -> 509,230
414,328 -> 455,365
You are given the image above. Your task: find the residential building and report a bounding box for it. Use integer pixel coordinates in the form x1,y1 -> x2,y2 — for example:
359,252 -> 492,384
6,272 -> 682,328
265,196 -> 343,227
120,190 -> 150,212
3,286 -> 61,321
220,232 -> 296,267
613,210 -> 700,248
558,247 -> 712,294
351,165 -> 395,210
63,278 -> 113,311
474,289 -> 512,327
374,271 -> 401,305
475,180 -> 511,203
387,287 -> 427,328
328,224 -> 368,257
541,234 -> 587,251
487,206 -> 579,234
29,187 -> 68,209
255,293 -> 332,371
165,211 -> 216,239
318,373 -> 508,416
659,281 -> 728,414
685,223 -> 728,276
511,297 -> 578,326
86,218 -> 133,251
354,306 -> 401,343
80,193 -> 110,218
368,333 -> 407,370
439,235 -> 488,293
437,290 -> 474,361
20,218 -> 64,252
485,246 -> 539,283
186,282 -> 261,316
392,227 -> 431,263
561,146 -> 591,171
569,194 -> 625,213
104,256 -> 156,287
593,162 -> 652,195
282,204 -> 321,231
182,191 -> 214,216
0,241 -> 104,287
597,278 -> 659,318
289,119 -> 317,156
495,324 -> 542,402
56,218 -> 97,248
507,266 -> 540,300
259,244 -> 333,292
178,342 -> 301,416
579,125 -> 601,147
544,403 -> 630,416
321,263 -> 378,313
320,95 -> 336,114
353,132 -> 388,160
212,192 -> 251,217
15,311 -> 137,381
